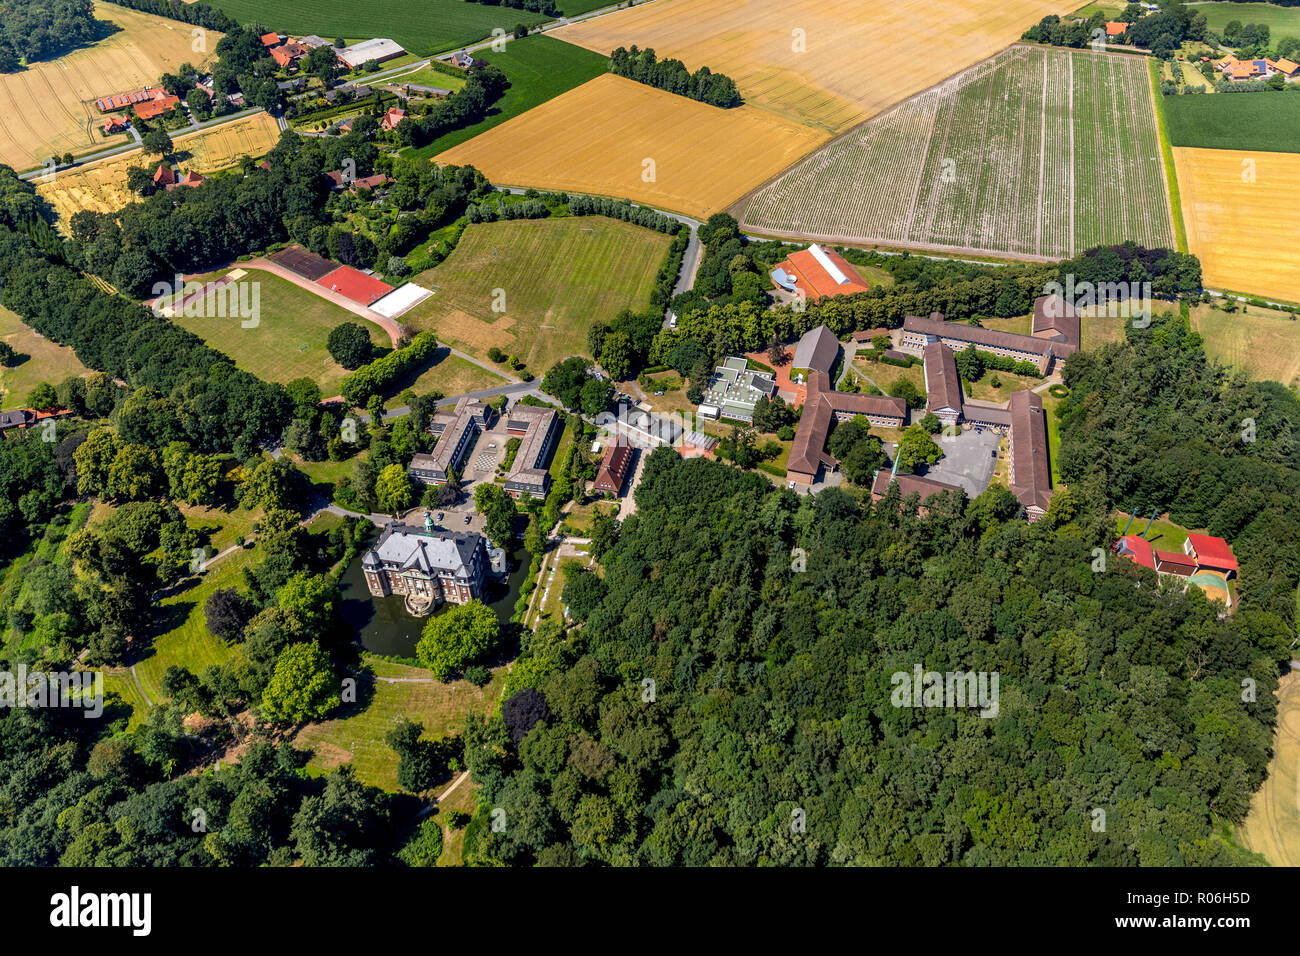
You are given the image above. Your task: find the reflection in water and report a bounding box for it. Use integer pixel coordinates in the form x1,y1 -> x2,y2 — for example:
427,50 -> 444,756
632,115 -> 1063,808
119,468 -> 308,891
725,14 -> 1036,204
338,544 -> 532,659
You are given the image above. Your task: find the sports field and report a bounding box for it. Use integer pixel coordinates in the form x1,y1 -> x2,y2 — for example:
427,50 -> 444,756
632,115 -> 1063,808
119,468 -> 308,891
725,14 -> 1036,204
1174,146 -> 1300,303
0,2 -> 220,172
436,74 -> 828,217
405,35 -> 608,161
740,46 -> 1173,259
37,112 -> 281,223
201,0 -> 547,56
555,0 -> 1077,133
1162,92 -> 1300,154
1238,670 -> 1300,867
403,215 -> 673,370
0,306 -> 92,409
171,270 -> 390,394
1191,302 -> 1300,386
1188,1 -> 1300,37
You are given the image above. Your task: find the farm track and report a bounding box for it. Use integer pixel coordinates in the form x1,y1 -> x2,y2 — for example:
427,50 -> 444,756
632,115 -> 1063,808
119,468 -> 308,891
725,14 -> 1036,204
738,45 -> 1173,260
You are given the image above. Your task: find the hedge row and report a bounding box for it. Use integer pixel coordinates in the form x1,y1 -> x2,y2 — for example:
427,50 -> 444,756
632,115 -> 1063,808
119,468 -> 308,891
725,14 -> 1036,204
341,331 -> 439,404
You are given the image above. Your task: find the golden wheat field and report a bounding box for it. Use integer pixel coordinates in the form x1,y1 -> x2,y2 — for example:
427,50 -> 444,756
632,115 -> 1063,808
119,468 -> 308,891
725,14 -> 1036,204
37,112 -> 280,223
555,0 -> 1077,134
1174,147 -> 1300,304
0,1 -> 220,171
435,74 -> 828,217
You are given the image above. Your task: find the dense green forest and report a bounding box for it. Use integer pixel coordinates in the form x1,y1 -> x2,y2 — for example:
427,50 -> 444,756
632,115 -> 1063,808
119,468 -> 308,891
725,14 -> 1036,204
453,314 -> 1296,866
0,0 -> 103,71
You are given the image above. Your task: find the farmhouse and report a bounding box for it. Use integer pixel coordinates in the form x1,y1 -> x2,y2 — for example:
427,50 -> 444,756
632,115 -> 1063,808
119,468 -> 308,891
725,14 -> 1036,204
260,32 -> 283,48
337,38 -> 406,69
1007,389 -> 1052,521
271,42 -> 307,70
298,35 -> 330,49
770,244 -> 870,303
380,107 -> 407,131
360,517 -> 489,610
504,404 -> 561,499
900,308 -> 1076,374
132,92 -> 181,120
698,356 -> 777,422
102,116 -> 130,135
95,87 -> 164,112
152,164 -> 176,188
0,408 -> 71,435
165,170 -> 205,191
422,397 -> 496,484
923,341 -> 963,426
1276,58 -> 1300,79
1104,21 -> 1128,38
452,50 -> 476,69
593,441 -> 634,496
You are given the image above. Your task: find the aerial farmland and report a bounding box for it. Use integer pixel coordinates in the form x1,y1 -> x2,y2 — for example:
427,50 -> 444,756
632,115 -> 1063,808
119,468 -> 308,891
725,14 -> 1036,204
739,45 -> 1173,259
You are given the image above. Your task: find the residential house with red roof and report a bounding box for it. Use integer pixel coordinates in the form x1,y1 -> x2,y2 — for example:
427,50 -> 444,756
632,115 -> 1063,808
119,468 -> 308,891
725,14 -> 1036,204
380,107 -> 407,131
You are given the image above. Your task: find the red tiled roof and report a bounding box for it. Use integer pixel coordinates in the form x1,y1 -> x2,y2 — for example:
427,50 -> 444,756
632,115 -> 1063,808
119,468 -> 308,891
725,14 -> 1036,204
153,164 -> 176,186
1116,534 -> 1155,570
1105,21 -> 1128,36
924,341 -> 963,415
593,442 -> 633,494
1155,549 -> 1197,571
775,245 -> 870,302
261,32 -> 281,46
871,469 -> 963,506
1008,389 -> 1052,516
133,94 -> 180,120
1185,533 -> 1237,571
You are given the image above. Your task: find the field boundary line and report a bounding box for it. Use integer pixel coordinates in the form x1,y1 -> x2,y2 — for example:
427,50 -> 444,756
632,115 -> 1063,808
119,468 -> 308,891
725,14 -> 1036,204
1036,51 -> 1048,256
1147,59 -> 1187,253
1068,50 -> 1076,257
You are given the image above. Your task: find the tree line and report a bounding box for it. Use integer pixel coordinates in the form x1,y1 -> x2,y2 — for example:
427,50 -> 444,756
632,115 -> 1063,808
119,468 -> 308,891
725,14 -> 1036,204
609,46 -> 742,108
0,0 -> 103,72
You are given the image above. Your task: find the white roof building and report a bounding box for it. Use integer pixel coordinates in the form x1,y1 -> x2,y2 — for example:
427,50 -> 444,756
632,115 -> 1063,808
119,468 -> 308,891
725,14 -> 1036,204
337,38 -> 406,69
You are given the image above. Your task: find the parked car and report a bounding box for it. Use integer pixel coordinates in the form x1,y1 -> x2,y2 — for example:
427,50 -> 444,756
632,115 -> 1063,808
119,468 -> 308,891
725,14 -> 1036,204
464,514 -> 472,524
436,512 -> 443,521
653,390 -> 664,396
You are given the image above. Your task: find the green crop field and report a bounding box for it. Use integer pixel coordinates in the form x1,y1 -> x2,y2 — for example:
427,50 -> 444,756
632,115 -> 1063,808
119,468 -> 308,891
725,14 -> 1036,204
1188,1 -> 1300,37
1161,91 -> 1300,152
171,270 -> 389,396
200,0 -> 548,56
403,216 -> 672,371
405,35 -> 608,160
557,0 -> 618,15
740,45 -> 1173,259
0,305 -> 92,410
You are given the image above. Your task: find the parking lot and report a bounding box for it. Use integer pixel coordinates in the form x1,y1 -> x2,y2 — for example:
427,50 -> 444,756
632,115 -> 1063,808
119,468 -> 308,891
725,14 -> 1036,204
919,426 -> 1001,497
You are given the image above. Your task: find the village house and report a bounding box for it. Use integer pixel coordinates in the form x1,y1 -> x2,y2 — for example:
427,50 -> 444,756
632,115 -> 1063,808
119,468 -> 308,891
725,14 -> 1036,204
132,90 -> 181,121
271,41 -> 307,71
102,116 -> 130,135
380,107 -> 407,131
452,50 -> 476,70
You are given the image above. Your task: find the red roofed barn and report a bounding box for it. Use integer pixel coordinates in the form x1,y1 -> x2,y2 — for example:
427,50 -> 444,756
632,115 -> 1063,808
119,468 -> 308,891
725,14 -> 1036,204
770,244 -> 870,303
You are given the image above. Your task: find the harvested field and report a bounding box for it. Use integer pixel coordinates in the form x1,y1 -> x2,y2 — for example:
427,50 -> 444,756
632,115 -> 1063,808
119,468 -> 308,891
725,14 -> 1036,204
1238,670 -> 1300,867
740,46 -> 1173,259
37,112 -> 280,223
0,1 -> 220,171
435,74 -> 828,218
556,0 -> 1077,133
1174,146 -> 1300,303
1191,303 -> 1300,387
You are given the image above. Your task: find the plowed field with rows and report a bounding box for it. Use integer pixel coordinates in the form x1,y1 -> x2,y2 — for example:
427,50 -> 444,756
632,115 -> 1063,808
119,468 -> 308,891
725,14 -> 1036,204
739,46 -> 1173,260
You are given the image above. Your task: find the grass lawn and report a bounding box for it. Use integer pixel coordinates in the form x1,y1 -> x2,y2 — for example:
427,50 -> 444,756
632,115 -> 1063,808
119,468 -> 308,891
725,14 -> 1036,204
102,671 -> 150,732
856,359 -> 924,399
1191,302 -> 1300,386
1113,510 -> 1191,552
981,313 -> 1033,337
404,216 -> 672,371
0,305 -> 92,410
1042,391 -> 1064,485
398,348 -> 510,399
200,0 -> 548,56
562,497 -> 617,535
1161,91 -> 1300,153
966,370 -> 1041,403
388,66 -> 466,92
1188,1 -> 1300,37
405,35 -> 608,159
133,544 -> 254,703
173,270 -> 389,395
557,0 -> 617,14
1081,309 -> 1130,350
294,655 -> 505,791
180,503 -> 262,553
